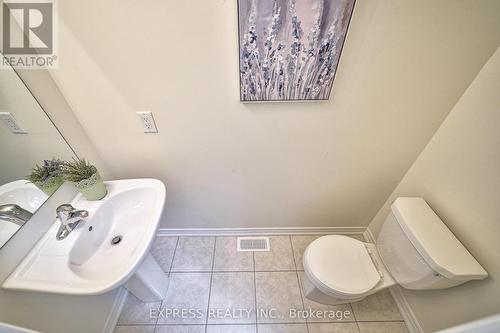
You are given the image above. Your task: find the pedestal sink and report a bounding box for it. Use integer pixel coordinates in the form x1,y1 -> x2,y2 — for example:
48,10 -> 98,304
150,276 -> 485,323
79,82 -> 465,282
2,179 -> 168,302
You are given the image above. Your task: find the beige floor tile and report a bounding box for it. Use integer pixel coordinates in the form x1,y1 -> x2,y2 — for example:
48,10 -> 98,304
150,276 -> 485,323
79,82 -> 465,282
258,323 -> 308,332
254,236 -> 295,271
114,326 -> 155,333
255,271 -> 304,323
171,237 -> 215,272
308,322 -> 360,333
208,272 -> 256,324
351,290 -> 403,321
206,324 -> 256,333
117,293 -> 160,325
213,237 -> 254,271
150,237 -> 178,272
155,325 -> 205,333
158,273 -> 211,324
357,321 -> 408,333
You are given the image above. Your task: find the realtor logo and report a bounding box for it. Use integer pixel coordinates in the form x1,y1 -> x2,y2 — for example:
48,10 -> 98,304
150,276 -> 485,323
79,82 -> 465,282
3,1 -> 53,54
1,0 -> 56,68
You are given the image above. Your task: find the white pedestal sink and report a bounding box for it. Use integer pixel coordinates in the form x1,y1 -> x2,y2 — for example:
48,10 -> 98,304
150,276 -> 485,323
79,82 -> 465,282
2,179 -> 168,302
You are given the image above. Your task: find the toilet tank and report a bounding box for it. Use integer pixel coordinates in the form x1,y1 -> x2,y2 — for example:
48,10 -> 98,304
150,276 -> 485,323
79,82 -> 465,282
376,197 -> 488,290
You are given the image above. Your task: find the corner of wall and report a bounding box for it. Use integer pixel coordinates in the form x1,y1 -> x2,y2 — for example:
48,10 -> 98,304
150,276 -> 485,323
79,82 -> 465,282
13,67 -> 114,180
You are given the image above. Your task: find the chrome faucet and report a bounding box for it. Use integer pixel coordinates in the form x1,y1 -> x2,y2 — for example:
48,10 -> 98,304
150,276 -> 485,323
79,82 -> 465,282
0,204 -> 33,226
55,204 -> 88,240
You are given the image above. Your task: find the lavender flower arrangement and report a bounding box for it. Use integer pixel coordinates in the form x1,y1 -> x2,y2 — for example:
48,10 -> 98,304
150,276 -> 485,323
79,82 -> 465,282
26,158 -> 65,195
61,158 -> 107,201
26,158 -> 64,185
239,0 -> 355,101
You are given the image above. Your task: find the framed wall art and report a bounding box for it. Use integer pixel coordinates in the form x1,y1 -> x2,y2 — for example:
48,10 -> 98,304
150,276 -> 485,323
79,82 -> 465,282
238,0 -> 355,102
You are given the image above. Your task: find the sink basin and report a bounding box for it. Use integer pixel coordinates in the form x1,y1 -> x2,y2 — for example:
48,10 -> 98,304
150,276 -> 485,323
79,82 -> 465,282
0,180 -> 48,247
0,180 -> 48,212
2,179 -> 167,299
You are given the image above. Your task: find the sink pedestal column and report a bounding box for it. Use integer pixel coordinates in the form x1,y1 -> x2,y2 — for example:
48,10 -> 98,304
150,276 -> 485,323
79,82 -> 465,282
124,252 -> 168,302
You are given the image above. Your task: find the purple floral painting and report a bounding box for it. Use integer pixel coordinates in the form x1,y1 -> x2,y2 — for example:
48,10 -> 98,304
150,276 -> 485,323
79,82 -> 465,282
238,0 -> 355,101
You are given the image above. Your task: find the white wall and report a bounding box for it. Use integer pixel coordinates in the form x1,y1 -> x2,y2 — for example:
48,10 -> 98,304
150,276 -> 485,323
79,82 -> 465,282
47,0 -> 500,229
368,46 -> 500,332
13,68 -> 113,180
0,63 -> 74,185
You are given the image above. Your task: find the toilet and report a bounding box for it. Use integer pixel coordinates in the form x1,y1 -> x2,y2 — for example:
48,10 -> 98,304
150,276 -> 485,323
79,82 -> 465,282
302,197 -> 488,305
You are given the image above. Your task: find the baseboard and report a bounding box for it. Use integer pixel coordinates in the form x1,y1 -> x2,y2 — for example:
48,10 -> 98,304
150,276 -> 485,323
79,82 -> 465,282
157,226 -> 366,236
363,227 -> 376,242
390,286 -> 424,333
102,287 -> 128,333
364,227 -> 423,333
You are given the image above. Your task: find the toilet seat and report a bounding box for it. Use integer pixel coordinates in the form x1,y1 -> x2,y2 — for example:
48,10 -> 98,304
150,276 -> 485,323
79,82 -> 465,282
303,235 -> 382,299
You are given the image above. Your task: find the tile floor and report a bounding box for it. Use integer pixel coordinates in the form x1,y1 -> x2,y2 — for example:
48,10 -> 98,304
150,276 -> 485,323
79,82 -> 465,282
115,235 -> 409,333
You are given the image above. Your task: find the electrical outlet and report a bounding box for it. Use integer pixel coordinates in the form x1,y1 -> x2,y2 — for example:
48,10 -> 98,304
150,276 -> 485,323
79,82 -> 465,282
136,111 -> 158,133
0,112 -> 26,133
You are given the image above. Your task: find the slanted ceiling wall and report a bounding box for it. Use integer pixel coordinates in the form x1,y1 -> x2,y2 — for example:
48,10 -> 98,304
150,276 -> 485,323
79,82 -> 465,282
368,46 -> 500,332
48,0 -> 500,228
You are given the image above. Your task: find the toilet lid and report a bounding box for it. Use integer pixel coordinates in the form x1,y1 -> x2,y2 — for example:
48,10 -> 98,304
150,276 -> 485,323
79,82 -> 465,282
304,235 -> 381,297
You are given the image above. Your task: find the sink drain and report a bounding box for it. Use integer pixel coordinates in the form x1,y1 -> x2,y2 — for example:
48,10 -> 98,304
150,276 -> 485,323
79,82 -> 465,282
111,235 -> 123,246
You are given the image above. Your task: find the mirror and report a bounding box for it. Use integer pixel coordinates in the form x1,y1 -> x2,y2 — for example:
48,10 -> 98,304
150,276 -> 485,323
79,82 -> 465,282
0,55 -> 76,248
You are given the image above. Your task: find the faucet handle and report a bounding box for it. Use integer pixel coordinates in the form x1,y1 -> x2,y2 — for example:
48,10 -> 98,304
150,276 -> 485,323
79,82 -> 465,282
56,204 -> 75,213
54,205 -> 89,241
56,204 -> 75,222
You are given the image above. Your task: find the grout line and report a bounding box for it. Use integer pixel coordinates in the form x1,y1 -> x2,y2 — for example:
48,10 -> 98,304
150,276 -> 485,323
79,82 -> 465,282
355,320 -> 408,323
289,236 -> 310,333
350,299 -> 362,333
204,322 -> 323,326
346,302 -> 356,327
204,237 -> 217,332
168,236 -> 180,273
253,251 -> 258,333
116,324 -> 156,326
170,269 -> 299,273
211,269 -> 255,273
169,270 -> 214,273
294,274 -> 309,331
151,322 -> 377,327
288,235 -> 299,272
153,236 -> 180,332
154,324 -> 204,326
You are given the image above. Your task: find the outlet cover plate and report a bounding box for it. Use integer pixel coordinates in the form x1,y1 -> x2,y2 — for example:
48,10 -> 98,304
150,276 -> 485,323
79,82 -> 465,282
0,112 -> 26,133
136,111 -> 158,133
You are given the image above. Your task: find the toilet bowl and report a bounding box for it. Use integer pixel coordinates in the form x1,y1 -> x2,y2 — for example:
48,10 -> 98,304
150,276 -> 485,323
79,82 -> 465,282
302,235 -> 395,305
302,197 -> 488,305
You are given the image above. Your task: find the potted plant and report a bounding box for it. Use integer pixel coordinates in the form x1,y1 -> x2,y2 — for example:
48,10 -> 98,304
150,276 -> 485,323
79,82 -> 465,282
62,158 -> 107,201
26,158 -> 65,196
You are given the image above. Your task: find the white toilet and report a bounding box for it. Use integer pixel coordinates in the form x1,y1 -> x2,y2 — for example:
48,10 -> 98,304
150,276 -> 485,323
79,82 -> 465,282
302,197 -> 488,305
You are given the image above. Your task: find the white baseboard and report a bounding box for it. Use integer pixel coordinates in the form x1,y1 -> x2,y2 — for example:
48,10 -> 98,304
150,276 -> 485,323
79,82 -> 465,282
102,287 -> 128,333
157,226 -> 366,236
364,227 -> 423,333
390,286 -> 424,333
363,227 -> 376,242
